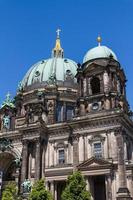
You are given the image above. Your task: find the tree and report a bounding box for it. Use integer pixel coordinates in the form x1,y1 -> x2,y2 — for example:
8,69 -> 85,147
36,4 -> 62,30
2,182 -> 21,200
28,179 -> 53,200
61,171 -> 91,200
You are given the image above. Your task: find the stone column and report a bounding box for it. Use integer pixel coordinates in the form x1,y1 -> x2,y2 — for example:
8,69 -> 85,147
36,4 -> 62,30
50,181 -> 54,197
68,141 -> 72,164
84,134 -> 88,160
15,168 -> 20,192
105,96 -> 111,110
20,140 -> 28,192
72,135 -> 79,171
124,141 -> 128,161
88,77 -> 91,95
88,177 -> 94,200
83,78 -> 87,96
115,129 -> 132,200
105,174 -> 112,200
35,138 -> 41,180
103,70 -> 109,94
85,177 -> 90,191
106,132 -> 110,159
45,181 -> 49,190
54,182 -> 57,200
128,175 -> 133,197
42,140 -> 47,178
80,99 -> 85,116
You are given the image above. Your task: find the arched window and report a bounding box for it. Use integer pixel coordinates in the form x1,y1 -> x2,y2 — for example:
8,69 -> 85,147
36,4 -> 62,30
90,77 -> 100,95
58,149 -> 65,164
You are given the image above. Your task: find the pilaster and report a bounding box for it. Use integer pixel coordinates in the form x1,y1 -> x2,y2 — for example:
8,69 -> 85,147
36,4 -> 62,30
72,134 -> 79,170
35,138 -> 41,180
105,174 -> 112,200
20,140 -> 28,193
115,128 -> 132,200
50,181 -> 54,197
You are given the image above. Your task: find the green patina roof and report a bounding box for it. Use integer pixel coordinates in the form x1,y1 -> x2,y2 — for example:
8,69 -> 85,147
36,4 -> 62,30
21,57 -> 78,87
1,92 -> 15,109
83,45 -> 118,63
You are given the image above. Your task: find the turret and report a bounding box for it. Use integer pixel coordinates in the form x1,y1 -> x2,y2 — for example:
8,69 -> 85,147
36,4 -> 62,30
76,36 -> 129,116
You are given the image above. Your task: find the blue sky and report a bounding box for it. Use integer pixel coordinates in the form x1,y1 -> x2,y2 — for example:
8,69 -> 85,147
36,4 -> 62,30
0,0 -> 133,109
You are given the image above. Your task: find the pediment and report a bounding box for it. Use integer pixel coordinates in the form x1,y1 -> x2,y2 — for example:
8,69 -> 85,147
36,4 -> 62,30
78,157 -> 112,170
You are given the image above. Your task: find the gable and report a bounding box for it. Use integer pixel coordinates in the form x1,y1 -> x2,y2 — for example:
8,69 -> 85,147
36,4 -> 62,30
78,157 -> 113,170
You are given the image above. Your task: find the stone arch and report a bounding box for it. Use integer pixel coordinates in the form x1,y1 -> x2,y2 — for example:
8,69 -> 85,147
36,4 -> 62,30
0,148 -> 21,182
4,147 -> 21,159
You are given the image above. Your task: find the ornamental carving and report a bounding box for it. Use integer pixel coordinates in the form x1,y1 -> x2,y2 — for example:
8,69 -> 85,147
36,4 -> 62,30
14,157 -> 22,168
2,115 -> 11,130
0,138 -> 13,152
89,135 -> 105,144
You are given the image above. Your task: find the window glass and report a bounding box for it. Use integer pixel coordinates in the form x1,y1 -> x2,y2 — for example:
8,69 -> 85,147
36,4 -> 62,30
93,142 -> 102,158
66,106 -> 73,120
56,103 -> 63,122
58,149 -> 65,164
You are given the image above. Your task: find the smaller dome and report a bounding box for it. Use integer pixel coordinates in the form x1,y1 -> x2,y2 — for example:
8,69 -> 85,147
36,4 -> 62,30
83,45 -> 118,63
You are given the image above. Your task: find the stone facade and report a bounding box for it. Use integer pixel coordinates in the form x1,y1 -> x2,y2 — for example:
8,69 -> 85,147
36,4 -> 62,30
0,35 -> 133,200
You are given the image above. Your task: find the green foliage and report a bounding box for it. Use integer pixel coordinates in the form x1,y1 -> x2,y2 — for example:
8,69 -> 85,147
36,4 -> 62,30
28,179 -> 53,200
61,171 -> 91,200
2,182 -> 21,200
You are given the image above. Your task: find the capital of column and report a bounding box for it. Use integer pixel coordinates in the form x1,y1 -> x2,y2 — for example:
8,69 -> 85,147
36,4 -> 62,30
34,137 -> 41,145
114,127 -> 125,136
22,139 -> 29,146
72,133 -> 80,143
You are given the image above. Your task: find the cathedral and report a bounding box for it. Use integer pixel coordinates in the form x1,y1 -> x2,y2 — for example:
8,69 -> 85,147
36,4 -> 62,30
0,30 -> 133,200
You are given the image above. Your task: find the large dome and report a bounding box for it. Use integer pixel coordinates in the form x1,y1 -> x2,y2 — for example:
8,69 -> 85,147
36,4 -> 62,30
21,57 -> 77,88
21,32 -> 78,89
83,43 -> 117,63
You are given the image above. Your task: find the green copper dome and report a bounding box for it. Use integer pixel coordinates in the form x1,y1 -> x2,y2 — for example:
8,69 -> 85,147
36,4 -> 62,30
83,45 -> 117,63
21,31 -> 78,89
21,57 -> 77,88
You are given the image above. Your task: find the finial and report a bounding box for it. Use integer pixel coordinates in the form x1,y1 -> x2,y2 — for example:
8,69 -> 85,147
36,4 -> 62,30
97,35 -> 102,46
52,28 -> 64,58
56,28 -> 61,39
6,92 -> 11,101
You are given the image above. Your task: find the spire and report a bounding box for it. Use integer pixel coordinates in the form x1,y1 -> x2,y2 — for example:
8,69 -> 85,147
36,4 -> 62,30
97,35 -> 102,46
52,29 -> 64,58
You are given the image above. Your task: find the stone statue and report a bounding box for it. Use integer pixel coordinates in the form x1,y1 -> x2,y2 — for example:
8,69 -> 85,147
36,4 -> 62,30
14,157 -> 22,168
0,138 -> 13,152
48,73 -> 56,85
17,81 -> 23,92
21,179 -> 31,193
3,115 -> 10,130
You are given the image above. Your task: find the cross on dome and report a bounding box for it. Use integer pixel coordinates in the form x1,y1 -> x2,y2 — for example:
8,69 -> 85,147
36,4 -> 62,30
56,28 -> 61,39
52,29 -> 64,58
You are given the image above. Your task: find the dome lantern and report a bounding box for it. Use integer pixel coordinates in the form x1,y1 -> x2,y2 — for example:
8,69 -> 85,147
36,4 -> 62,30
52,28 -> 64,58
